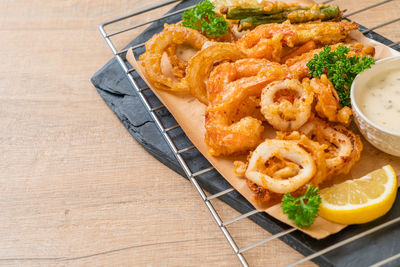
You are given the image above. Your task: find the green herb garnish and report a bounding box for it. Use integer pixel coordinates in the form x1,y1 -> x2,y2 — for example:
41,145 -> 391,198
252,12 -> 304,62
182,0 -> 228,37
307,45 -> 375,106
281,185 -> 321,228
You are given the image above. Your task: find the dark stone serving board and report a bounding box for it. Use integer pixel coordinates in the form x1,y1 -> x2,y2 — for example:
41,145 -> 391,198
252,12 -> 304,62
91,1 -> 400,266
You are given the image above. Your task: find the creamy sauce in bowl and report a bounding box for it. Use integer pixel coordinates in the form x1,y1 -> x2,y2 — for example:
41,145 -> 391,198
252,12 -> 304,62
359,68 -> 400,133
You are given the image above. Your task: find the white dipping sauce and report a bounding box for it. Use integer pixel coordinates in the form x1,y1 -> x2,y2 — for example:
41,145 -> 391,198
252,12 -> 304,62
359,68 -> 400,133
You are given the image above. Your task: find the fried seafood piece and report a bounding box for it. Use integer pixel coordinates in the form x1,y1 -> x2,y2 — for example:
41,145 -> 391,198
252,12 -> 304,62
205,60 -> 290,156
236,22 -> 296,61
277,131 -> 329,186
260,79 -> 314,131
206,58 -> 278,103
207,58 -> 287,103
205,76 -> 268,156
234,133 -> 328,202
280,40 -> 317,63
236,20 -> 357,60
293,21 -> 358,45
163,23 -> 236,79
165,44 -> 188,79
234,161 -> 276,202
205,105 -> 264,157
303,75 -> 352,125
185,43 -> 246,104
212,23 -> 238,42
300,118 -> 363,176
286,42 -> 375,79
245,139 -> 316,194
140,24 -> 208,92
246,179 -> 283,203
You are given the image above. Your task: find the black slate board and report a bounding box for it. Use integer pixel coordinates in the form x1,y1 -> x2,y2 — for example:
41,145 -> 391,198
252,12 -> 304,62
91,1 -> 400,266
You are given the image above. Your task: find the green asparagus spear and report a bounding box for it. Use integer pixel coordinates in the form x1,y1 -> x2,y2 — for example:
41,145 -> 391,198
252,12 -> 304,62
225,5 -> 310,19
287,6 -> 340,23
238,6 -> 340,31
238,17 -> 286,31
224,6 -> 271,19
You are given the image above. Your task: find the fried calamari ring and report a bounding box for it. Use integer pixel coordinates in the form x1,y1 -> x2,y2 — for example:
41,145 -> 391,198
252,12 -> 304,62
245,139 -> 316,194
140,24 -> 208,92
261,79 -> 313,131
246,179 -> 282,203
303,75 -> 352,125
277,131 -> 329,186
165,44 -> 187,79
331,124 -> 363,175
185,43 -> 246,104
300,118 -> 363,176
235,161 -> 281,203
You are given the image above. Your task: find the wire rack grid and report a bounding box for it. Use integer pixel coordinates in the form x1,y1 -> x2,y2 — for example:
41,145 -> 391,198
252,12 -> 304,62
98,0 -> 400,266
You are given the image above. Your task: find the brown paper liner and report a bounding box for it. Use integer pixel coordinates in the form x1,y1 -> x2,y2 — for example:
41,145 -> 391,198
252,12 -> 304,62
126,19 -> 400,239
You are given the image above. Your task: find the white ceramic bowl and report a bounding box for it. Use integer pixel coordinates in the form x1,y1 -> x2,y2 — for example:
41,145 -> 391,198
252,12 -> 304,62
351,56 -> 400,157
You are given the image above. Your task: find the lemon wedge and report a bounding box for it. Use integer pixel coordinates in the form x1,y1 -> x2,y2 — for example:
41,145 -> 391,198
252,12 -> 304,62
319,165 -> 397,225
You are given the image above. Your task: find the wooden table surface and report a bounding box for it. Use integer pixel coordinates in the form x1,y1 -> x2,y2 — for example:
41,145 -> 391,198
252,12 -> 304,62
1,0 -> 399,266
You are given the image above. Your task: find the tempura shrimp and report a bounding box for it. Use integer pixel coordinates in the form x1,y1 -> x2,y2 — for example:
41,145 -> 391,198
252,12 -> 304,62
236,20 -> 358,61
205,75 -> 269,156
236,22 -> 296,60
286,42 -> 375,79
303,75 -> 353,125
210,62 -> 291,106
261,79 -> 313,131
205,108 -> 264,156
207,58 -> 287,103
205,59 -> 290,156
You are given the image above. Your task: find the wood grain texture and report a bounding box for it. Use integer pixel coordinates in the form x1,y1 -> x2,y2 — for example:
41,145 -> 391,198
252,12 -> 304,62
0,0 -> 399,266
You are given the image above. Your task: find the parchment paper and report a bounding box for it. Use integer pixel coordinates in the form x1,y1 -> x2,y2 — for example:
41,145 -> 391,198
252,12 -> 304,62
126,19 -> 400,239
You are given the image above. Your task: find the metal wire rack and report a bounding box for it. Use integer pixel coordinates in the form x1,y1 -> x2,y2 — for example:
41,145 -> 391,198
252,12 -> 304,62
98,0 -> 400,266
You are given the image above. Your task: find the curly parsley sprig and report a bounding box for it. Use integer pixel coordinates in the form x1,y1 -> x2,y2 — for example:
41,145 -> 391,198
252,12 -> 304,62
307,45 -> 375,107
182,0 -> 228,37
281,185 -> 321,228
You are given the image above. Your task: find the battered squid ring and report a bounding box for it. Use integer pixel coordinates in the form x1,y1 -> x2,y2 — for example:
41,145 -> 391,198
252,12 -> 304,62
261,79 -> 313,131
332,124 -> 363,175
140,24 -> 208,92
185,43 -> 246,104
165,44 -> 188,79
277,131 -> 329,186
245,139 -> 316,194
300,118 -> 363,176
